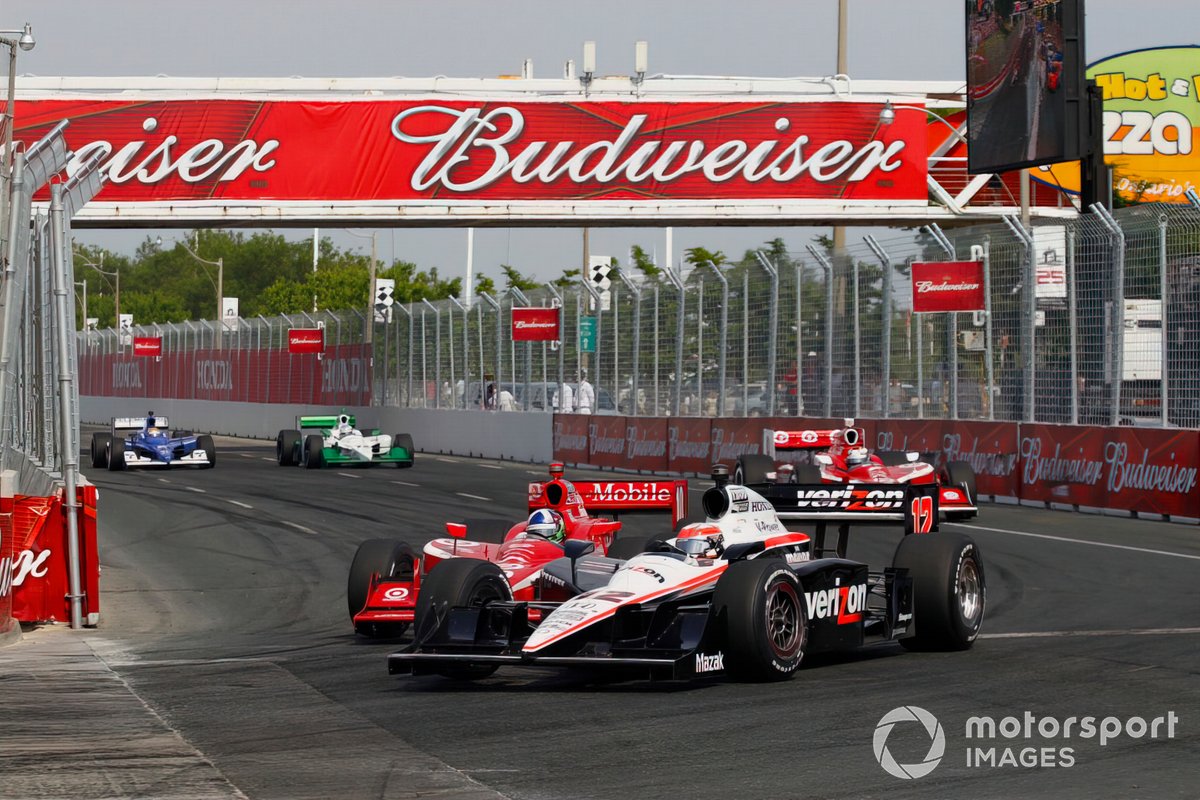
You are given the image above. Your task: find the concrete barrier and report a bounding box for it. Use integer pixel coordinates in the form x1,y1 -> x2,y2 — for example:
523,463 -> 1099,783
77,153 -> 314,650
80,397 -> 554,463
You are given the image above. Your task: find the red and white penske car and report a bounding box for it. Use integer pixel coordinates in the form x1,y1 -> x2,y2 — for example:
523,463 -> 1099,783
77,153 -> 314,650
388,465 -> 985,683
347,464 -> 688,637
732,419 -> 978,521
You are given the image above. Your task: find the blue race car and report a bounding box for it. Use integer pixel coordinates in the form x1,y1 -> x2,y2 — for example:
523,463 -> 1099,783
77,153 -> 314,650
90,413 -> 216,471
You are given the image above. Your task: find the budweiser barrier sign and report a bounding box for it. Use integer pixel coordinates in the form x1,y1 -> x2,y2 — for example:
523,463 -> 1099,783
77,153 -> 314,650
133,336 -> 162,357
17,99 -> 926,206
511,307 -> 561,342
552,416 -> 1199,519
911,261 -> 987,313
288,328 -> 325,354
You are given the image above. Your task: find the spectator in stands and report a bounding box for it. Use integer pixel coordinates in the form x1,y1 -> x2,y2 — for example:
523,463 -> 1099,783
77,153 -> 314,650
577,370 -> 595,415
499,386 -> 516,412
485,381 -> 497,410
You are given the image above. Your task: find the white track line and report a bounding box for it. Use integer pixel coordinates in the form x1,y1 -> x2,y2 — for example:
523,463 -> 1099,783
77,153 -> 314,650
157,478 -> 171,484
185,486 -> 206,493
981,627 -> 1200,640
456,492 -> 491,502
436,457 -> 460,463
260,457 -> 275,461
336,472 -> 362,479
284,521 -> 319,535
948,522 -> 1200,562
227,499 -> 253,509
478,464 -> 503,470
392,480 -> 420,487
526,470 -> 543,476
239,453 -> 253,458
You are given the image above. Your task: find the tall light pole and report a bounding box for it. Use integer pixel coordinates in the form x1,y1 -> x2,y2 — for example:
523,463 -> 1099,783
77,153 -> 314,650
76,249 -> 118,330
175,234 -> 224,349
74,278 -> 87,331
346,229 -> 378,345
0,22 -> 34,263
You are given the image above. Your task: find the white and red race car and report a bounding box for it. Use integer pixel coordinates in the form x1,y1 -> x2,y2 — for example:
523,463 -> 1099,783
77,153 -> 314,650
388,465 -> 985,683
346,464 -> 688,637
732,419 -> 978,522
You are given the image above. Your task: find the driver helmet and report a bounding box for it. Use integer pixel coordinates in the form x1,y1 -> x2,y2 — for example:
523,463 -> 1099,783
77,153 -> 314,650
846,446 -> 871,467
526,508 -> 565,543
677,533 -> 724,560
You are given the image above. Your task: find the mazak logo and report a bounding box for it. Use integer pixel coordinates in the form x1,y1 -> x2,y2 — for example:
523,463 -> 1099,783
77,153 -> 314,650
874,706 -> 946,780
695,651 -> 725,673
804,582 -> 866,624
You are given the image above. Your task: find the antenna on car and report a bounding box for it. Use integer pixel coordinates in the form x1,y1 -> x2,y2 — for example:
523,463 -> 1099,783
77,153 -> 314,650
548,462 -> 565,478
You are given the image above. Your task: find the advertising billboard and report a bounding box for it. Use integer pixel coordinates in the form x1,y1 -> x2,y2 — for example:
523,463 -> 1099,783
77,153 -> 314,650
1032,46 -> 1200,203
15,99 -> 927,211
966,0 -> 1082,173
911,261 -> 987,312
511,307 -> 561,342
132,337 -> 162,357
287,328 -> 325,354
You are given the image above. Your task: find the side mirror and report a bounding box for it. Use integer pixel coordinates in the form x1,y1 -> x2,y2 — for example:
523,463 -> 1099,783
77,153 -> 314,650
563,539 -> 595,585
905,452 -> 920,462
814,453 -> 833,466
445,522 -> 467,539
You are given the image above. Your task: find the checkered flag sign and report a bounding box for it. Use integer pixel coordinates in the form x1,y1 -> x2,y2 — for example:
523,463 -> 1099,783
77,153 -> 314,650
374,278 -> 395,322
589,256 -> 612,292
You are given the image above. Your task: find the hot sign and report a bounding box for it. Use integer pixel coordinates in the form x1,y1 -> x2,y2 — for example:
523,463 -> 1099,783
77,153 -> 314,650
288,328 -> 325,354
511,307 -> 561,342
911,261 -> 986,313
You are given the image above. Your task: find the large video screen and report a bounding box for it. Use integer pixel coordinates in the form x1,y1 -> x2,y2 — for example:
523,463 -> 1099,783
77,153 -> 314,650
966,0 -> 1075,173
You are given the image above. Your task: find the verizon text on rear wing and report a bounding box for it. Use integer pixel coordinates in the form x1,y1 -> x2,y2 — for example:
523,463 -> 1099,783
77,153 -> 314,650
529,479 -> 689,530
756,482 -> 939,535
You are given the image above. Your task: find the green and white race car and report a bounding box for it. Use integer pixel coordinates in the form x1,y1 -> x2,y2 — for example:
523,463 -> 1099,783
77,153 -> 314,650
276,414 -> 415,469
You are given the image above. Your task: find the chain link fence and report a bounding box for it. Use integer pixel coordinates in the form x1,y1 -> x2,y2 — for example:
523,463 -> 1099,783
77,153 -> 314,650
81,204 -> 1200,428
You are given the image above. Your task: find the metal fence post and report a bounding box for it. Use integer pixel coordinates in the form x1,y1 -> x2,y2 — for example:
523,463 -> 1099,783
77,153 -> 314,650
421,299 -> 442,409
1064,232 -> 1078,425
924,224 -> 959,418
1002,216 -> 1035,422
1159,213 -> 1169,427
702,261 -> 728,416
480,292 -> 501,407
754,251 -> 780,416
806,244 -> 834,417
615,269 -> 642,416
663,265 -> 685,416
545,283 -> 565,414
449,297 -> 468,410
653,283 -> 660,416
509,287 -> 531,411
865,235 -> 892,419
1091,204 -> 1125,427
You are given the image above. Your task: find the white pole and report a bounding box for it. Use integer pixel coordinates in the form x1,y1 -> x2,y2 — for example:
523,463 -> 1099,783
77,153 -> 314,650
311,227 -> 319,312
664,227 -> 673,277
465,227 -> 475,307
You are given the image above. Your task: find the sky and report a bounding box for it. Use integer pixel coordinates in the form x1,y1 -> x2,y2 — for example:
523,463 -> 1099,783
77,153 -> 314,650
5,0 -> 1195,285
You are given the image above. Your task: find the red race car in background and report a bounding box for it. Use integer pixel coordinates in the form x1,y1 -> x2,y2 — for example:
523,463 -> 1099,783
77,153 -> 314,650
347,463 -> 688,637
731,419 -> 978,521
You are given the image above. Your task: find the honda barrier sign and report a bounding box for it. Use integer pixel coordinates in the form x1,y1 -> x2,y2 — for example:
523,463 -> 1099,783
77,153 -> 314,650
288,328 -> 325,354
911,261 -> 987,313
511,307 -> 561,342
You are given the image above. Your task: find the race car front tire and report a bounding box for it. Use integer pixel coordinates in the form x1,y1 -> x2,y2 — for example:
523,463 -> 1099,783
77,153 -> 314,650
713,558 -> 807,681
894,532 -> 985,651
391,433 -> 415,467
276,429 -> 301,466
303,435 -> 324,469
347,539 -> 416,637
733,454 -> 776,486
106,440 -> 126,471
197,435 -> 216,469
943,461 -> 978,520
91,433 -> 111,469
414,558 -> 511,680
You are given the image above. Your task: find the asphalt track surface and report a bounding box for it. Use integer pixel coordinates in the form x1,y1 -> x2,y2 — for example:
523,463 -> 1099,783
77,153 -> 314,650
72,434 -> 1199,799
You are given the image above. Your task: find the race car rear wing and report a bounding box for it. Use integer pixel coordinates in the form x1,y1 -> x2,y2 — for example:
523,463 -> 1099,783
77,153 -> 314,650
755,481 -> 940,537
297,414 -> 355,431
763,420 -> 865,458
528,464 -> 689,530
112,416 -> 166,434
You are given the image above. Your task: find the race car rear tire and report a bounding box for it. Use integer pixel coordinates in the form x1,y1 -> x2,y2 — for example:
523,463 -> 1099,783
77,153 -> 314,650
197,435 -> 216,469
894,532 -> 985,651
733,454 -> 776,486
605,535 -> 652,561
106,440 -> 126,471
943,461 -> 978,521
414,558 -> 511,680
91,433 -> 111,469
276,429 -> 301,466
793,464 -> 822,484
347,539 -> 416,637
392,433 -> 415,467
303,435 -> 324,469
713,559 -> 806,682
459,517 -> 514,544
877,451 -> 909,467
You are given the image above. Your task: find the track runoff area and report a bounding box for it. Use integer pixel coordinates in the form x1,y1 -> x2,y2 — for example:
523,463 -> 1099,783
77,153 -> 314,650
70,432 -> 1199,800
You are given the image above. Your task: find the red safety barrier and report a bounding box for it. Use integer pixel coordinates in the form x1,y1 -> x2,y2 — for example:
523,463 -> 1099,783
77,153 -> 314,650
78,345 -> 373,406
7,484 -> 101,625
554,415 -> 1200,519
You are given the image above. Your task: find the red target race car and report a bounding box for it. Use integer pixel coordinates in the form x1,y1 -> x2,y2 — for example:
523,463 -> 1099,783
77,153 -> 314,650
347,463 -> 688,637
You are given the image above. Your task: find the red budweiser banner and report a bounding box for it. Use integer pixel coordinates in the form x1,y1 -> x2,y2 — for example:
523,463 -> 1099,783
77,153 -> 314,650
15,99 -> 927,204
288,328 -> 325,354
511,307 -> 561,342
911,261 -> 986,313
9,485 -> 101,625
132,336 -> 162,357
